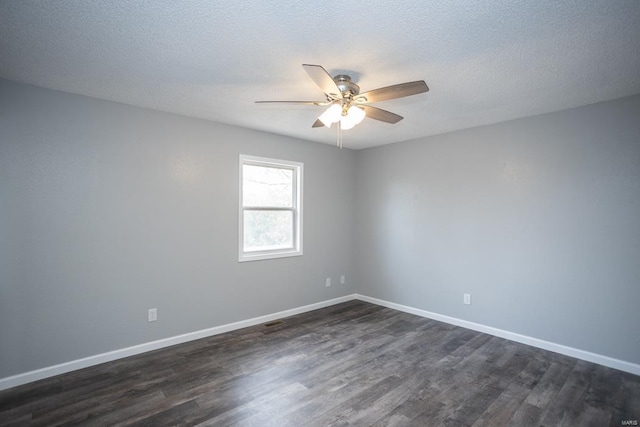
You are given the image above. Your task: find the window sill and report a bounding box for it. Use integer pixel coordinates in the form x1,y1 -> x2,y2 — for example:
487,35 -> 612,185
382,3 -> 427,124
238,249 -> 303,262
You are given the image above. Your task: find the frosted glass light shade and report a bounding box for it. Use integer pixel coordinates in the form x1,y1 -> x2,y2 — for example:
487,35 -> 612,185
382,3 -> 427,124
347,105 -> 365,124
318,104 -> 342,127
340,117 -> 356,130
340,106 -> 366,130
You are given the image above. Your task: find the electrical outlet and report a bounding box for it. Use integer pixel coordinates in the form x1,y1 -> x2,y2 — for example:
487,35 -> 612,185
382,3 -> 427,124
148,308 -> 158,322
325,278 -> 331,287
340,275 -> 345,285
463,294 -> 471,305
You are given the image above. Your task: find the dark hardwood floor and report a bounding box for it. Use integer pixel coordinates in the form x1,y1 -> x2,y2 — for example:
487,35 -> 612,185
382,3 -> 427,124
1,300 -> 639,426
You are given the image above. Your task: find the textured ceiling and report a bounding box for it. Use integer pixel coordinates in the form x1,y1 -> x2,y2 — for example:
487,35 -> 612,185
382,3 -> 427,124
1,1 -> 639,150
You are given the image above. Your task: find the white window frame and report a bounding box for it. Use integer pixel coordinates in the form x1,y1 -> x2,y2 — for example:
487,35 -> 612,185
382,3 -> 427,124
239,154 -> 303,262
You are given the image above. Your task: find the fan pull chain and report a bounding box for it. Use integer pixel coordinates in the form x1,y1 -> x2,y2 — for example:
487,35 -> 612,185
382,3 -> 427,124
337,123 -> 343,149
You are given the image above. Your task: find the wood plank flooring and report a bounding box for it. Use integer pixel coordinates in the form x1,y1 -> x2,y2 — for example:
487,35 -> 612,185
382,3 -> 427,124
1,300 -> 639,426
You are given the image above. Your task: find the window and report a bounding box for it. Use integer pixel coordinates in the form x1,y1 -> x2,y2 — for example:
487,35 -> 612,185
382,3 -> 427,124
239,155 -> 303,262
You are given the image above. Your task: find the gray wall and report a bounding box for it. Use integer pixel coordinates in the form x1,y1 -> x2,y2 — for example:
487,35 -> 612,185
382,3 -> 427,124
0,79 -> 356,378
355,95 -> 640,364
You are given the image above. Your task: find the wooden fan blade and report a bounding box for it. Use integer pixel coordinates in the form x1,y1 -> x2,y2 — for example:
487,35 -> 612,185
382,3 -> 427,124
255,100 -> 327,105
312,119 -> 324,128
361,105 -> 403,124
356,81 -> 428,103
302,64 -> 343,100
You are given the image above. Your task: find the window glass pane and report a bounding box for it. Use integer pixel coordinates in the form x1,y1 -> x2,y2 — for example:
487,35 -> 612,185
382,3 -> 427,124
243,165 -> 293,208
243,210 -> 293,252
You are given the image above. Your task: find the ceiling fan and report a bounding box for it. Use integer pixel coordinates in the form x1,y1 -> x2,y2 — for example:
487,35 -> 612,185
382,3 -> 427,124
256,64 -> 429,148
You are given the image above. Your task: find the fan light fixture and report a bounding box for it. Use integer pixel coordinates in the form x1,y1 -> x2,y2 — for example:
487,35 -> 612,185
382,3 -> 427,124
318,104 -> 366,130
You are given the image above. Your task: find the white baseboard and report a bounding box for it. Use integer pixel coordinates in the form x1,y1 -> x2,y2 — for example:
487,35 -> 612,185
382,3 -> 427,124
355,293 -> 640,376
0,294 -> 358,391
3,292 -> 637,391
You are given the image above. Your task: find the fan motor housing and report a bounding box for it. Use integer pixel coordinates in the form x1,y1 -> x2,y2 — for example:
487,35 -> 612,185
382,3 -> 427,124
334,75 -> 360,97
